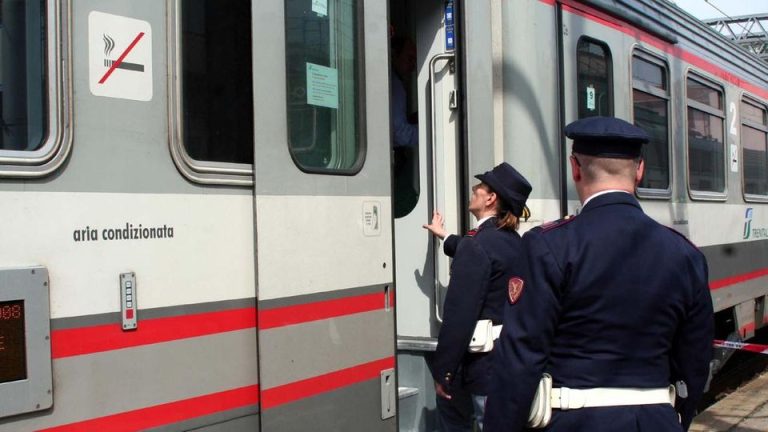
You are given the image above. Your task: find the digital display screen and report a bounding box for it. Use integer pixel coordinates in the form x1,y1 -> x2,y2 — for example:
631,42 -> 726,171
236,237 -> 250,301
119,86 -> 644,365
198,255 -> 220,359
0,300 -> 27,383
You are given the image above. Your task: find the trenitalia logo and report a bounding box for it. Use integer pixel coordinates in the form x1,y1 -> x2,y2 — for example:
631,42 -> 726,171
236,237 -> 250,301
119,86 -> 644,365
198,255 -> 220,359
744,208 -> 768,240
744,208 -> 753,239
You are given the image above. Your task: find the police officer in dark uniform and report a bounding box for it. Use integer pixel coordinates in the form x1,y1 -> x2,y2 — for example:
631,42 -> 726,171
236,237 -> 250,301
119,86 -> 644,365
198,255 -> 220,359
425,162 -> 532,431
485,117 -> 714,432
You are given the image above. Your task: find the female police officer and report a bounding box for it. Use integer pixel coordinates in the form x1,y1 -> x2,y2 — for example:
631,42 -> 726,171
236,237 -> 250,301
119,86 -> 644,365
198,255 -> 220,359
424,162 -> 532,431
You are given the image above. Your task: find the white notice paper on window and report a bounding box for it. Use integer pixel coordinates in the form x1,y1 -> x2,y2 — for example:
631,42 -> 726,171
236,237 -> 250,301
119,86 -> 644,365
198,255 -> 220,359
586,85 -> 596,111
312,0 -> 328,17
306,63 -> 338,109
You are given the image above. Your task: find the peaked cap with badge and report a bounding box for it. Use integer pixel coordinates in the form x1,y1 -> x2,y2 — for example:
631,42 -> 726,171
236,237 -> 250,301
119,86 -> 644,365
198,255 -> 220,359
565,116 -> 650,158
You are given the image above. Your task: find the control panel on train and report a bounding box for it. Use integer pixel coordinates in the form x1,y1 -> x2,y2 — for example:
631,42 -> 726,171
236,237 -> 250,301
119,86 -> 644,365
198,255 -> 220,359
0,267 -> 52,418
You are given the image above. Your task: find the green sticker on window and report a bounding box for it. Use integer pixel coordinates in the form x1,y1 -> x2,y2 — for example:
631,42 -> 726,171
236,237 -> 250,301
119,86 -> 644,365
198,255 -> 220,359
306,63 -> 338,109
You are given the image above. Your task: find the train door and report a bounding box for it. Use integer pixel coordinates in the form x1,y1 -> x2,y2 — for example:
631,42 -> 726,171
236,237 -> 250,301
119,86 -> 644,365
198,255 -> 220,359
559,3 -> 618,207
392,1 -> 500,430
392,0 -> 461,342
251,1 -> 396,431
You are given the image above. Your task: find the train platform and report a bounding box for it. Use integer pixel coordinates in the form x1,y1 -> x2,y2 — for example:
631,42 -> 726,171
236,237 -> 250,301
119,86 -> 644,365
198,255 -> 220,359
691,371 -> 768,432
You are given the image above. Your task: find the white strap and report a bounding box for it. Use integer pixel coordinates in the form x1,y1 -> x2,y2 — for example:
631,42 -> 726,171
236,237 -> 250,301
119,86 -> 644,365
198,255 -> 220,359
551,386 -> 675,410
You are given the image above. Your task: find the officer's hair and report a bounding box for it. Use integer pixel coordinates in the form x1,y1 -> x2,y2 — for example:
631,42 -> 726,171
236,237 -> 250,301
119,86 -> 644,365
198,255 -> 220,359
496,211 -> 520,231
495,200 -> 520,232
577,154 -> 641,182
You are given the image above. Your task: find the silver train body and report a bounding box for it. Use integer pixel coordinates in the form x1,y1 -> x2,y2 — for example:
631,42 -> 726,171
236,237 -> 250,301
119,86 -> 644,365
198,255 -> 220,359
0,0 -> 765,431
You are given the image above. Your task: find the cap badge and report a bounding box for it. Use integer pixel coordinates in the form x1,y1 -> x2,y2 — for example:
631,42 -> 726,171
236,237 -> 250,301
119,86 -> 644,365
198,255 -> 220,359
508,277 -> 524,304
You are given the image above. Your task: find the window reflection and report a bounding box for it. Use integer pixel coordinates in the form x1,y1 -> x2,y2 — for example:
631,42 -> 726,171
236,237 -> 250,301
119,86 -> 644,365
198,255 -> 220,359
687,78 -> 722,110
634,90 -> 669,189
742,100 -> 768,197
0,0 -> 47,152
285,0 -> 363,173
687,106 -> 724,193
632,54 -> 670,191
632,57 -> 666,91
181,0 -> 254,164
577,39 -> 613,119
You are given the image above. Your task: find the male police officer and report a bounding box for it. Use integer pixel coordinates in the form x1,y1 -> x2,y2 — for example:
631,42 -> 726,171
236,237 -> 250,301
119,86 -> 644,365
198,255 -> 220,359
485,117 -> 714,432
428,162 -> 532,431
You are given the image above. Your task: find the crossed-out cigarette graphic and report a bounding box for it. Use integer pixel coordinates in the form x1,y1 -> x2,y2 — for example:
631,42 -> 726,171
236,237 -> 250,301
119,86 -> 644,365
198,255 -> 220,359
103,34 -> 145,72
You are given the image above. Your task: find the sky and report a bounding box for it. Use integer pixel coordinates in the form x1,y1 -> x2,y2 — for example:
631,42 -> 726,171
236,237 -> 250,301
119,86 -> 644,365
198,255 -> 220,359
668,0 -> 767,21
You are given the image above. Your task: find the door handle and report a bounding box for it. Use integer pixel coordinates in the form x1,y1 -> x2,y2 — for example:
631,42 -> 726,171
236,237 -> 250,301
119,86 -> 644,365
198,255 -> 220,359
428,52 -> 455,323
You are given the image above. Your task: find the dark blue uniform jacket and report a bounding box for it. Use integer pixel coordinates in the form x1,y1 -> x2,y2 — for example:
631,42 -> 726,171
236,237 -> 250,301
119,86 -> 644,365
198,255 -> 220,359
485,192 -> 714,432
430,218 -> 527,395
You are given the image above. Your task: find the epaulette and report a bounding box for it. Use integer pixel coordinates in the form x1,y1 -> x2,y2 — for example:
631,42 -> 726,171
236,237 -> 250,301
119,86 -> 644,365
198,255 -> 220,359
540,214 -> 576,233
664,226 -> 700,250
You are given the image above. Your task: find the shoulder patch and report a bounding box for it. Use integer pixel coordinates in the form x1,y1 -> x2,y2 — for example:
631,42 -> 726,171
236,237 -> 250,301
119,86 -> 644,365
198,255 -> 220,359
541,214 -> 576,232
508,277 -> 525,304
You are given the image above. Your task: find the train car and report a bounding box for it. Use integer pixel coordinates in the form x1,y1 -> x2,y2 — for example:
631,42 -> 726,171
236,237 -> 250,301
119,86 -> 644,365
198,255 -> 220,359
395,0 -> 768,430
0,0 -> 766,431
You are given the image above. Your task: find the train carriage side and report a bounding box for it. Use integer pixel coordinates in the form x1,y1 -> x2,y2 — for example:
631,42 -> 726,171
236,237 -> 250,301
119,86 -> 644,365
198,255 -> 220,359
503,0 -> 768,367
395,0 -> 768,430
0,1 -> 396,431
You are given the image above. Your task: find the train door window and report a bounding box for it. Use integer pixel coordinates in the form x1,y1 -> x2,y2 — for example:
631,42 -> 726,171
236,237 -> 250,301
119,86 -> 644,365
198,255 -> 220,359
577,38 -> 613,119
0,1 -> 69,177
632,52 -> 670,193
285,0 -> 364,174
741,97 -> 768,199
686,74 -> 725,196
179,0 -> 253,165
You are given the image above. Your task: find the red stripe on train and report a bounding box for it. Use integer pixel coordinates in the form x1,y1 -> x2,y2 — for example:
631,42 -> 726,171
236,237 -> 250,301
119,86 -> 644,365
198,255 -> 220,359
710,268 -> 768,291
549,0 -> 768,100
258,291 -> 387,329
52,292 -> 388,358
37,384 -> 259,432
38,356 -> 394,430
261,357 -> 396,410
51,307 -> 257,358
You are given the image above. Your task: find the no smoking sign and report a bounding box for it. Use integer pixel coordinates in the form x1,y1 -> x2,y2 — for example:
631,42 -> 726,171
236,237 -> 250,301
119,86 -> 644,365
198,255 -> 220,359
89,11 -> 152,101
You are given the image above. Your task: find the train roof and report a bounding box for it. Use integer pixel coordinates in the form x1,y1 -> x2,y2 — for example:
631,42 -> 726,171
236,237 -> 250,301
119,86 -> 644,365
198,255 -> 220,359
584,0 -> 768,90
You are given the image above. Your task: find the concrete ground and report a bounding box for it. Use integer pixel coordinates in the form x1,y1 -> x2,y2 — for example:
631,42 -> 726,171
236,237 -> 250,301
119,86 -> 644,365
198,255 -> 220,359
691,371 -> 768,432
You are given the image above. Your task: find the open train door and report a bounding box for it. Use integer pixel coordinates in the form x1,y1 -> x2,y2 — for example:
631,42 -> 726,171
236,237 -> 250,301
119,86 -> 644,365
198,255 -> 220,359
251,1 -> 396,431
391,1 -> 500,430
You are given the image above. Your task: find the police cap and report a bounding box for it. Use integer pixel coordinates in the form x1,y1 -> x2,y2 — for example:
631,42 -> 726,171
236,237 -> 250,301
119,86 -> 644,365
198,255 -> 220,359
475,162 -> 532,217
565,116 -> 650,159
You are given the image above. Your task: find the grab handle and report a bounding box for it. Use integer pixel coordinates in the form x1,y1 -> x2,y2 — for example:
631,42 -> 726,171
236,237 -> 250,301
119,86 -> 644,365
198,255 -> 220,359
428,52 -> 455,323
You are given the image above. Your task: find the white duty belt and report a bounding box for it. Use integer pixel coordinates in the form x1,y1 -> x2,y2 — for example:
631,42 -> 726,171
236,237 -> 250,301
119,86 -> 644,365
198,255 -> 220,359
551,385 -> 676,410
467,320 -> 502,353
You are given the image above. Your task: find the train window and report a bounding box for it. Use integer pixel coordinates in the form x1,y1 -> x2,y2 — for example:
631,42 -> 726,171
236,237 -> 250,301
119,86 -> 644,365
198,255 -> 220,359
180,0 -> 253,165
284,0 -> 364,174
686,75 -> 725,196
0,1 -> 70,177
742,98 -> 768,198
632,54 -> 670,192
0,0 -> 46,153
577,38 -> 613,119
